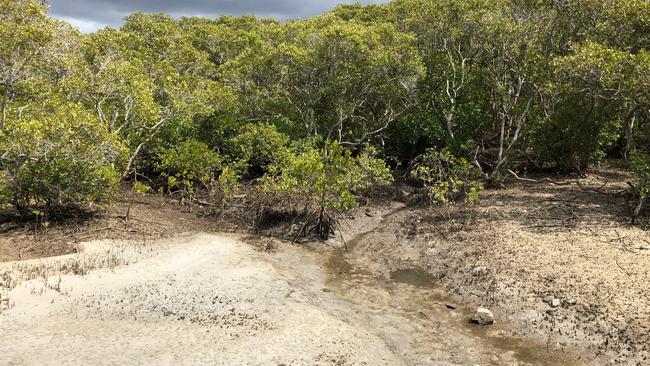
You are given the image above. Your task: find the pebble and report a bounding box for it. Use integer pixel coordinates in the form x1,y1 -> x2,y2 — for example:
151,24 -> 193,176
471,307 -> 495,325
551,298 -> 561,308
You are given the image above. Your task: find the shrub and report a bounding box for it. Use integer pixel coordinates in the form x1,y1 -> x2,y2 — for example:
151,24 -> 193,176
208,165 -> 240,214
0,103 -> 125,213
385,106 -> 446,160
224,123 -> 290,176
158,139 -> 221,194
529,93 -> 622,171
411,149 -> 483,205
260,140 -> 392,239
0,171 -> 11,207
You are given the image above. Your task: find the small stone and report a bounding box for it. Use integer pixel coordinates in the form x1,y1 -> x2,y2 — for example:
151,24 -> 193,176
471,307 -> 495,325
565,298 -> 577,306
551,298 -> 561,308
444,303 -> 457,310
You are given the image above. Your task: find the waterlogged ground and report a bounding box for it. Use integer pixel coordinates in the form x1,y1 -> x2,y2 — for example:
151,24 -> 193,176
0,230 -> 587,365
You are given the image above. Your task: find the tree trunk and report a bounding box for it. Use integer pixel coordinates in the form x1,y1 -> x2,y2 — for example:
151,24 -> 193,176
445,111 -> 455,140
123,142 -> 144,179
0,86 -> 9,135
632,194 -> 645,225
317,205 -> 326,239
621,106 -> 639,160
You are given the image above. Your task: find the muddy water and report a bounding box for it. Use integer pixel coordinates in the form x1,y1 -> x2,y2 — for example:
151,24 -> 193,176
390,268 -> 437,287
325,206 -> 587,366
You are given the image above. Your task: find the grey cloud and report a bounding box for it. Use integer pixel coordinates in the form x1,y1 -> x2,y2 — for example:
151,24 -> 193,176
48,0 -> 389,33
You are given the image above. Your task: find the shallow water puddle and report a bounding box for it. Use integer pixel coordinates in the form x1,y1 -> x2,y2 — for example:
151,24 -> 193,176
389,267 -> 437,287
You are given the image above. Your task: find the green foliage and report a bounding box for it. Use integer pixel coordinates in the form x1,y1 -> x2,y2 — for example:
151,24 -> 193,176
220,16 -> 424,141
158,140 -> 221,192
411,149 -> 483,205
261,140 -> 392,211
157,139 -> 239,210
212,165 -> 240,208
0,0 -> 56,132
2,0 -> 650,224
386,106 -> 446,159
179,16 -> 270,69
0,170 -> 11,207
132,181 -> 152,195
0,103 -> 125,212
68,29 -> 160,136
530,92 -> 622,170
356,146 -> 393,188
260,140 -> 391,238
224,123 -> 290,176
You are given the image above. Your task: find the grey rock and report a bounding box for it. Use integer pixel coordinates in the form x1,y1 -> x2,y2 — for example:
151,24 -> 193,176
471,307 -> 495,325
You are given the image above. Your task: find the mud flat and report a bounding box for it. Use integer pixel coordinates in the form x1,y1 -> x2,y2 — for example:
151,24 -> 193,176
0,231 -> 586,365
338,173 -> 649,366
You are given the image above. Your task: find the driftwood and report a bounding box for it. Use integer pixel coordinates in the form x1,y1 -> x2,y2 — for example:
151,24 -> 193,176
507,169 -> 616,196
506,169 -> 579,186
507,169 -> 647,224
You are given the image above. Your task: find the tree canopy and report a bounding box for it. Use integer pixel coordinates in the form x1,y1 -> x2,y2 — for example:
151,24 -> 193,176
0,0 -> 648,220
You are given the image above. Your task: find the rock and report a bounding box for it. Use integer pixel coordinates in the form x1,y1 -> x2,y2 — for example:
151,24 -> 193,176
444,303 -> 457,310
551,298 -> 561,308
471,307 -> 495,325
565,298 -> 577,306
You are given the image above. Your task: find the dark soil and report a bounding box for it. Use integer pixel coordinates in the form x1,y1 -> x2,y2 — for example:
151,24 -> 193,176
0,190 -> 227,262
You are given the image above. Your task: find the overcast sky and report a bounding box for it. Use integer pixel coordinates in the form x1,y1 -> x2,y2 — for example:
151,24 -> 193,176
49,0 -> 389,33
